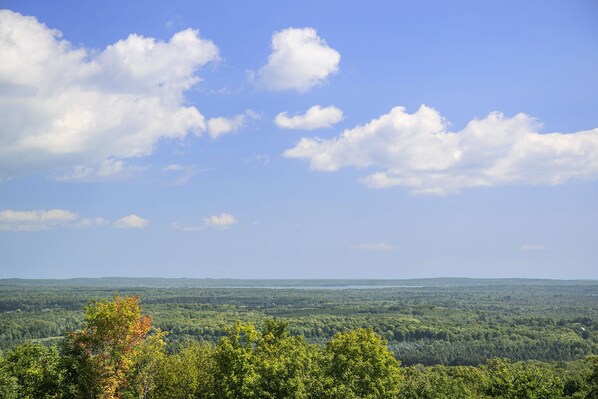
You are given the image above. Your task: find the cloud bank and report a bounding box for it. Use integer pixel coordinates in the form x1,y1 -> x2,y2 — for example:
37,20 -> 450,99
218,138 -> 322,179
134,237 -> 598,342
0,209 -> 108,231
203,213 -> 237,228
0,10 -> 219,179
113,214 -> 149,229
284,105 -> 598,195
275,105 -> 343,130
0,208 -> 152,231
252,27 -> 340,92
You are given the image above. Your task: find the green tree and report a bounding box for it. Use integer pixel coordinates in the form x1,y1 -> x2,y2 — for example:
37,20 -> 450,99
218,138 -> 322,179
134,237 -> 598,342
400,365 -> 484,399
2,342 -> 61,399
152,341 -> 215,399
321,328 -> 402,399
212,319 -> 317,399
125,332 -> 166,399
586,356 -> 598,399
212,321 -> 260,399
0,354 -> 20,399
483,358 -> 564,399
252,319 -> 314,399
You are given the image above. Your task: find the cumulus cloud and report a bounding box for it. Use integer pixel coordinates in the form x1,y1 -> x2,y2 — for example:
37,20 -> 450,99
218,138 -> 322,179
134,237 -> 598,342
275,105 -> 343,130
0,10 -> 219,179
113,214 -> 149,229
0,207 -> 149,231
172,212 -> 237,232
203,213 -> 237,228
39,209 -> 78,222
519,244 -> 547,251
207,110 -> 259,139
0,208 -> 107,231
284,105 -> 598,195
352,242 -> 395,252
252,27 -> 340,92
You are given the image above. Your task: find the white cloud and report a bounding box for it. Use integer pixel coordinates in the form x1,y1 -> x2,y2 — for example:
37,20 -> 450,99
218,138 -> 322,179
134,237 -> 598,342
352,242 -> 395,252
0,210 -> 40,223
163,164 -> 184,172
113,214 -> 149,229
76,217 -> 110,228
252,27 -> 340,92
171,221 -> 203,232
0,10 -> 220,179
284,105 -> 598,195
519,244 -> 547,251
0,208 -> 105,231
207,110 -> 258,139
171,212 -> 238,232
55,159 -> 147,181
0,208 -> 149,231
39,209 -> 78,222
275,105 -> 343,130
203,213 -> 237,228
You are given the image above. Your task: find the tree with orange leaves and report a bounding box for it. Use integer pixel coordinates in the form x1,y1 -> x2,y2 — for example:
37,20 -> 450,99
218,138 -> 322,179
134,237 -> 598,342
62,294 -> 163,399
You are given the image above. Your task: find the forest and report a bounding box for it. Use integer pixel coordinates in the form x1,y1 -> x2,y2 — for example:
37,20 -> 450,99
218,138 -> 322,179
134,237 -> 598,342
0,278 -> 596,398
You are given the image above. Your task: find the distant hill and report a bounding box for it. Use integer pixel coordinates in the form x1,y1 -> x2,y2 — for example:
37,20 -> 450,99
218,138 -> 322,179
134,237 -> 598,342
0,277 -> 596,288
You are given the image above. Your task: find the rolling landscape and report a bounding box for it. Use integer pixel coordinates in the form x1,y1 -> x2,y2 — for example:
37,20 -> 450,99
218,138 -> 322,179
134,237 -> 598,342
0,278 -> 596,397
1,1 -> 597,398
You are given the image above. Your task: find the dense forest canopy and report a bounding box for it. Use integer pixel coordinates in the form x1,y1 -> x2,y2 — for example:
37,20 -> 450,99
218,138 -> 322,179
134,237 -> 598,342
0,279 -> 596,398
1,279 -> 595,365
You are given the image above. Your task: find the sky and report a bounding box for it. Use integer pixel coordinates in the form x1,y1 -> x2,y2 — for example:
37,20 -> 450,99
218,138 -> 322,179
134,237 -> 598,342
0,0 -> 597,279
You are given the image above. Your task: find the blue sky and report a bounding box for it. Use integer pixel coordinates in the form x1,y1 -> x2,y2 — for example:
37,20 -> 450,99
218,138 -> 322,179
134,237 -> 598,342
0,1 -> 597,279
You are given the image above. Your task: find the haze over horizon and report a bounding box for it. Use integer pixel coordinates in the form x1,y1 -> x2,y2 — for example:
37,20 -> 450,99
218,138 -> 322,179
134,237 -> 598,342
1,1 -> 597,279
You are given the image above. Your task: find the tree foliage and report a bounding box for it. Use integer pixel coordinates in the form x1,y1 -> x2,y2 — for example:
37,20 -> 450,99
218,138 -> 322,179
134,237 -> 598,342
0,292 -> 595,398
62,294 -> 163,399
320,328 -> 402,399
1,342 -> 60,399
